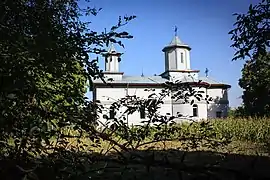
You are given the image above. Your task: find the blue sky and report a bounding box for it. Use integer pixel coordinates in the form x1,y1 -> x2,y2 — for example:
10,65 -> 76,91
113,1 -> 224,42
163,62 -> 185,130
83,0 -> 260,107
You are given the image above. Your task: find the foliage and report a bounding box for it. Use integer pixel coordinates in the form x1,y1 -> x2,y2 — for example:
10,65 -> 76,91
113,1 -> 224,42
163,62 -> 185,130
230,0 -> 270,117
0,0 -> 135,179
238,53 -> 270,117
228,106 -> 247,117
229,0 -> 270,61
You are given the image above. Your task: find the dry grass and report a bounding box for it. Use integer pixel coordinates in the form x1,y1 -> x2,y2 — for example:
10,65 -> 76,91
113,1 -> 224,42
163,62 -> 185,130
59,117 -> 270,157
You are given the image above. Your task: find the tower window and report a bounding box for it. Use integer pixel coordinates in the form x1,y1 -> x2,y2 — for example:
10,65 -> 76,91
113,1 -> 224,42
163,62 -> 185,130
192,104 -> 198,117
175,51 -> 178,69
181,52 -> 184,63
140,107 -> 146,119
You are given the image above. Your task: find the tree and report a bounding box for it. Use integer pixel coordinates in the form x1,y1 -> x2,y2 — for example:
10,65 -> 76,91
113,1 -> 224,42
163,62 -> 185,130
0,0 -> 135,178
229,0 -> 269,61
228,106 -> 247,118
239,53 -> 270,117
229,0 -> 270,117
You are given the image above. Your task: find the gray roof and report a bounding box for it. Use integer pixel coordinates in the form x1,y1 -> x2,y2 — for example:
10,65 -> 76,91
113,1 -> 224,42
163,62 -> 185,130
93,75 -> 229,86
175,76 -> 224,84
162,36 -> 190,49
93,75 -> 167,84
170,36 -> 184,46
198,76 -> 224,84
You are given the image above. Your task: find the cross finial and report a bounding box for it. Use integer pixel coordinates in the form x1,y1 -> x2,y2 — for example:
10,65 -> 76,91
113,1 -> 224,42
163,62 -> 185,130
174,26 -> 178,36
205,68 -> 209,77
141,67 -> 144,77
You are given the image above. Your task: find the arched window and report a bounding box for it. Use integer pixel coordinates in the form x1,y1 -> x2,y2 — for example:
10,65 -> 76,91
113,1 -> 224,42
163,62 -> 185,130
181,52 -> 184,63
192,104 -> 198,117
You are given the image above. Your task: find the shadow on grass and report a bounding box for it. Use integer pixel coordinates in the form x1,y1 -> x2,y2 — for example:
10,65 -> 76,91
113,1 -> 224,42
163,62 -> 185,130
1,149 -> 270,180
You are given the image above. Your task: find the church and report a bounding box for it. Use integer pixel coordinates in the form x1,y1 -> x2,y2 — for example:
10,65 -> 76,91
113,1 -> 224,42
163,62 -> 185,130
92,33 -> 231,125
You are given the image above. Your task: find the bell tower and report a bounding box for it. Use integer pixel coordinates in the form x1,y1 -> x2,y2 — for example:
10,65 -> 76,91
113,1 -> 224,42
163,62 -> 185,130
163,35 -> 191,71
103,43 -> 124,80
160,27 -> 199,80
104,43 -> 122,72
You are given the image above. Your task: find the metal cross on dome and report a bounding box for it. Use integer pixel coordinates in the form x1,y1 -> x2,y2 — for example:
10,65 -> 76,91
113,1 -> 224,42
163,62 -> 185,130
205,68 -> 209,77
174,26 -> 178,36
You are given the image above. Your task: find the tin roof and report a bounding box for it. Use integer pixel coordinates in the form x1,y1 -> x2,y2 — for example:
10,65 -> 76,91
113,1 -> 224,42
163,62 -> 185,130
93,75 -> 230,87
162,36 -> 191,51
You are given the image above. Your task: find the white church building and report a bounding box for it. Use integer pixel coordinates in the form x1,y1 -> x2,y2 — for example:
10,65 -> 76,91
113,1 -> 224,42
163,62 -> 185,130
92,34 -> 231,125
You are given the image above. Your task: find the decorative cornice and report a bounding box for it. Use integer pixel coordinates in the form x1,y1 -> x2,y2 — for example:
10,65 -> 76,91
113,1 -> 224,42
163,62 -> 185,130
208,84 -> 231,89
103,52 -> 123,57
162,44 -> 191,52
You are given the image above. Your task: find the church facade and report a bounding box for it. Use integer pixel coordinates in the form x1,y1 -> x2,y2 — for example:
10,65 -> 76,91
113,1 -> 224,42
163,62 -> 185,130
92,34 -> 231,125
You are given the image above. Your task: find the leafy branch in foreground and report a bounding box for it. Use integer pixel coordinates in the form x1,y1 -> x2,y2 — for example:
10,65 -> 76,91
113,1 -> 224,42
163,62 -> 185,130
0,0 -> 136,179
229,0 -> 269,61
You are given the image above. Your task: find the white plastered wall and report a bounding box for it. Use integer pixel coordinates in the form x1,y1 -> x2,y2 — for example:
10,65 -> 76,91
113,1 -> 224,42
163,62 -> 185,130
94,86 -> 230,126
206,88 -> 229,118
95,87 -> 172,126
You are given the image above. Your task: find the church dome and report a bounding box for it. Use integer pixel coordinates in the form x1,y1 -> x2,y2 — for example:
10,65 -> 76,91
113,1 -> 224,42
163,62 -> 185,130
162,35 -> 191,52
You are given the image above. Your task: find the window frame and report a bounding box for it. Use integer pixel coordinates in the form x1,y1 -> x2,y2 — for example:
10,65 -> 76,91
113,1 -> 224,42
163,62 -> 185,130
181,52 -> 184,63
192,104 -> 198,117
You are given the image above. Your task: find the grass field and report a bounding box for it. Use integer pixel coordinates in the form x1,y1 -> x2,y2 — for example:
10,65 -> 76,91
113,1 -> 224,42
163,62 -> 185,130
62,117 -> 270,156
78,117 -> 270,179
3,117 -> 270,179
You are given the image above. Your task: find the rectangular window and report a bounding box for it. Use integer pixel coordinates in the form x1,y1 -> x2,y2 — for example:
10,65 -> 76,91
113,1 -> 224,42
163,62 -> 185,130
181,52 -> 184,63
140,107 -> 146,119
193,104 -> 198,117
216,111 -> 222,118
109,109 -> 115,119
175,51 -> 178,69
